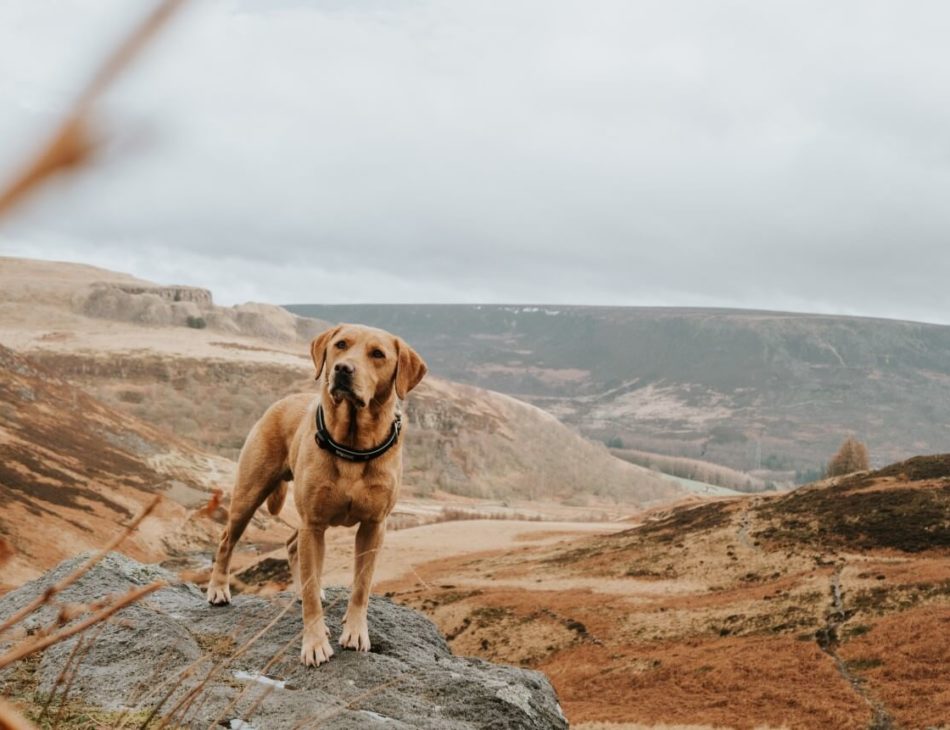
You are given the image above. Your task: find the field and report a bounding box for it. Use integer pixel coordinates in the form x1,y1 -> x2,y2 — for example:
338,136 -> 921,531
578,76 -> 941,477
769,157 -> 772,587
361,458 -> 949,728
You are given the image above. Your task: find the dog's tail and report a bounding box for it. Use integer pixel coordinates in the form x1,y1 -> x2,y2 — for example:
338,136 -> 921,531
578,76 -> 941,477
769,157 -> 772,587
266,481 -> 288,515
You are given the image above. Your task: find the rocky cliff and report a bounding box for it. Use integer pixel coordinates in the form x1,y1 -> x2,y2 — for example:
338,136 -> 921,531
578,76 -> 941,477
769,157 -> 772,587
0,553 -> 567,729
80,282 -> 327,342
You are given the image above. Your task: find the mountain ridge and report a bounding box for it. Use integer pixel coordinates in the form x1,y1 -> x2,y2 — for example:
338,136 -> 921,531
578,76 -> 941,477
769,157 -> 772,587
286,303 -> 950,480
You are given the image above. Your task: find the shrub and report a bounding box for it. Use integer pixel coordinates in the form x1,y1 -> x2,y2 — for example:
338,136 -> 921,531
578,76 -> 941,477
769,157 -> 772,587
185,316 -> 207,329
826,436 -> 870,477
605,436 -> 624,449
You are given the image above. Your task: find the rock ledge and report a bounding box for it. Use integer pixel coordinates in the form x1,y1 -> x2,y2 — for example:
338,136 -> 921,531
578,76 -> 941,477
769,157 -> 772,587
0,553 -> 567,729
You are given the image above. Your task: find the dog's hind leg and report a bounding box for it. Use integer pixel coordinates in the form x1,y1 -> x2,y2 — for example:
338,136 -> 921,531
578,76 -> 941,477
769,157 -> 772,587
286,528 -> 301,599
207,434 -> 287,606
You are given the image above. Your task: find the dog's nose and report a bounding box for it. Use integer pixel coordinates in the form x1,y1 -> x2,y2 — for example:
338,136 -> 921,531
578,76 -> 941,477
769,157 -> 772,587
334,362 -> 355,375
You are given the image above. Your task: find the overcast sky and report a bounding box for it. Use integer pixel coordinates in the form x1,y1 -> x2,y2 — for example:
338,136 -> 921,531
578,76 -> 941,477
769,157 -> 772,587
1,1 -> 949,323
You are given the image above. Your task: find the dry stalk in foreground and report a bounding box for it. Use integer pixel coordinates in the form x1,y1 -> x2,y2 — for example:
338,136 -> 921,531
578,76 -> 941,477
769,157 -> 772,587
0,581 -> 165,672
0,496 -> 165,729
0,538 -> 14,569
150,588 -> 303,729
0,4 -> 192,729
0,697 -> 36,730
0,0 -> 187,218
35,632 -> 88,723
0,495 -> 161,638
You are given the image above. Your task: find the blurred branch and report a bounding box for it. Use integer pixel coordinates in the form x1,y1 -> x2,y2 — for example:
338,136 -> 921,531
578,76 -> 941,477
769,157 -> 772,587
0,495 -> 161,638
0,698 -> 35,730
0,0 -> 187,218
0,581 -> 165,671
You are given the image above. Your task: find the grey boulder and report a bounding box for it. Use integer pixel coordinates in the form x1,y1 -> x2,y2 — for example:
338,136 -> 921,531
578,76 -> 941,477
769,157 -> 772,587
0,553 -> 567,729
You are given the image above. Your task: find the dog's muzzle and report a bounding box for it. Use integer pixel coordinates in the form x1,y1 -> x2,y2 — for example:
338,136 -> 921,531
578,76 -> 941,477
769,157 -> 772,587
330,374 -> 366,408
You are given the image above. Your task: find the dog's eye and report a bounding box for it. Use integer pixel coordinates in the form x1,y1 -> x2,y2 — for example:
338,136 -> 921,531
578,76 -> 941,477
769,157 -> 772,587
335,340 -> 347,350
371,349 -> 385,359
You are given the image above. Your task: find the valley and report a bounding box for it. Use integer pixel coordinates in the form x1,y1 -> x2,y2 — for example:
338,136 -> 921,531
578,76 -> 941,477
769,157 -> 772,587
1,256 -> 947,729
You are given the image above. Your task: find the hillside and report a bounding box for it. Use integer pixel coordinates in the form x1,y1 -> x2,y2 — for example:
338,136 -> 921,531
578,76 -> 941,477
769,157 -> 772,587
405,378 -> 675,503
380,455 -> 950,728
286,303 -> 950,480
0,256 -> 330,351
27,352 -> 677,507
0,345 -> 260,590
0,257 -> 676,507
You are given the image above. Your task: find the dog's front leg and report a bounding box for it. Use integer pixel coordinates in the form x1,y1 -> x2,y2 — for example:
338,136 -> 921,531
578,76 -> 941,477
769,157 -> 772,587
340,519 -> 385,652
298,525 -> 333,666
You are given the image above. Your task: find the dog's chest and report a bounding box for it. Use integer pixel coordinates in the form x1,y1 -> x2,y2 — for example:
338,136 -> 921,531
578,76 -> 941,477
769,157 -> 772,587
304,463 -> 397,526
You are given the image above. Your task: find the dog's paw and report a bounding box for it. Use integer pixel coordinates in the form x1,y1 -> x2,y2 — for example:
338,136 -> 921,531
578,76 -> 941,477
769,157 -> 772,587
339,618 -> 371,652
300,634 -> 334,666
206,583 -> 231,606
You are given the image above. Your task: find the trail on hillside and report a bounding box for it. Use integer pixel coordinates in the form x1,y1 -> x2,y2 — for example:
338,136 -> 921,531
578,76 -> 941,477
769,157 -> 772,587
816,561 -> 895,730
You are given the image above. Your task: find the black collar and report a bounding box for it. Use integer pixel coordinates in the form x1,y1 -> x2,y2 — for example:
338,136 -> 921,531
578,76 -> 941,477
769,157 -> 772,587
314,403 -> 402,462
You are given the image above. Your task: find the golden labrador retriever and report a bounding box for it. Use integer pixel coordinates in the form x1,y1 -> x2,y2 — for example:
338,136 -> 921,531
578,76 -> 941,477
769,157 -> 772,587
206,323 -> 427,666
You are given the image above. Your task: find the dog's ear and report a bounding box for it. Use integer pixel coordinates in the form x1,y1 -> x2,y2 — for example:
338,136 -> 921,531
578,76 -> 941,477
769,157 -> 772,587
395,338 -> 427,399
310,325 -> 341,380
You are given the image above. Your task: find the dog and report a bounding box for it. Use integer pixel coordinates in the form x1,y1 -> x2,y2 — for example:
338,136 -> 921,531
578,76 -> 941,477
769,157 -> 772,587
206,323 -> 427,666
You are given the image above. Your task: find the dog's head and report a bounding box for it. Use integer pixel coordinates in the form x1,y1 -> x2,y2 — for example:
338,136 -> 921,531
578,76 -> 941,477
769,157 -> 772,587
310,323 -> 427,408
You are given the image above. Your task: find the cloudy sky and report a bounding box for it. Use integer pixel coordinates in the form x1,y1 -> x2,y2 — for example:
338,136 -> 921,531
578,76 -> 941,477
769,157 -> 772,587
1,1 -> 949,323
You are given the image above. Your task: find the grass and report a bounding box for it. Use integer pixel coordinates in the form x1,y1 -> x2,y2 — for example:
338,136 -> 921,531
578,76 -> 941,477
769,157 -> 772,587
759,487 -> 950,552
628,501 -> 734,543
25,701 -> 156,730
844,657 -> 884,673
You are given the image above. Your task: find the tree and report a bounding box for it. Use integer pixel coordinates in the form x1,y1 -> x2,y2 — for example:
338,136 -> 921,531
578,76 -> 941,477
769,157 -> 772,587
826,436 -> 869,477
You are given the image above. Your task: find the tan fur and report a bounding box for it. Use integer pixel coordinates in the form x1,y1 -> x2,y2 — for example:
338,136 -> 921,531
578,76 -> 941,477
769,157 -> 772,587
265,481 -> 288,515
206,323 -> 427,666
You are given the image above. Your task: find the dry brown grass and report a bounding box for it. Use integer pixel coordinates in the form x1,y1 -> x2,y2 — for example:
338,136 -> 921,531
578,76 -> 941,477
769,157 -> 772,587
571,722 -> 788,730
379,464 -> 950,728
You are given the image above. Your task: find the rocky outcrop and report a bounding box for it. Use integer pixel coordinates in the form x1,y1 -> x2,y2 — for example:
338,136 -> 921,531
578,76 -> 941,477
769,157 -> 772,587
114,284 -> 214,305
0,553 -> 567,729
77,283 -> 328,342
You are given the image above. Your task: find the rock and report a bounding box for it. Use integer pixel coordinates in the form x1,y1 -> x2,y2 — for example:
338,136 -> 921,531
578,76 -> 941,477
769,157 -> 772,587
0,553 -> 567,729
114,284 -> 215,306
76,283 -> 329,343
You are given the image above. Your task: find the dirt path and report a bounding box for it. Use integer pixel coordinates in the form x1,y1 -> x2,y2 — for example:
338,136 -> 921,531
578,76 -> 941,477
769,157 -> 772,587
735,496 -> 762,551
816,561 -> 895,730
